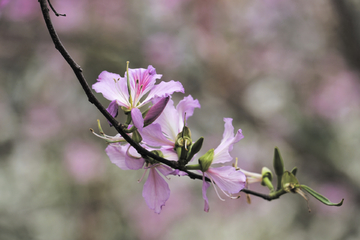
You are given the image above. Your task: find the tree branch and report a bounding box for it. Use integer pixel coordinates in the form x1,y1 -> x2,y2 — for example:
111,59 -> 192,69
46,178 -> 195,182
38,0 -> 283,202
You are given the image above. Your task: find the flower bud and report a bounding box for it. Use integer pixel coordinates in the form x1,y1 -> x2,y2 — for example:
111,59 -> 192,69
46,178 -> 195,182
132,129 -> 142,144
281,171 -> 299,193
273,147 -> 285,190
261,167 -> 274,191
186,137 -> 204,163
198,149 -> 214,172
175,126 -> 192,160
273,147 -> 284,177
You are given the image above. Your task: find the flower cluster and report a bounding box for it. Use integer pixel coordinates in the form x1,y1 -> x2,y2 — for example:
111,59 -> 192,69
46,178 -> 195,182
92,64 -> 247,213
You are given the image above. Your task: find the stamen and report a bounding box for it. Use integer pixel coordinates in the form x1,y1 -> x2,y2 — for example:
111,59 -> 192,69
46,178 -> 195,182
233,157 -> 240,170
138,168 -> 148,183
208,176 -> 225,201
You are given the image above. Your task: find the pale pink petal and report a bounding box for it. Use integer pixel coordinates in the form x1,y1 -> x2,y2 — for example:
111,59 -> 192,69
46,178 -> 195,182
155,164 -> 175,176
139,123 -> 174,147
202,173 -> 211,212
213,118 -> 244,164
92,71 -> 130,108
142,167 -> 170,214
160,147 -> 179,161
143,80 -> 184,104
153,98 -> 180,141
205,166 -> 246,194
176,95 -> 201,129
125,146 -> 145,170
105,143 -> 131,170
127,65 -> 162,107
131,108 -> 144,130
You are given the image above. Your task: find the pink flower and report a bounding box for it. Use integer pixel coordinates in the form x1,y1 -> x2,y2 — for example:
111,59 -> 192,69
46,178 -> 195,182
105,141 -> 177,214
138,95 -> 200,148
92,65 -> 184,125
201,118 -> 246,212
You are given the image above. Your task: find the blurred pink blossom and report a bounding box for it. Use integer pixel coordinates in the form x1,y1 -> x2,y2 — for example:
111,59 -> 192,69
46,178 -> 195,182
64,141 -> 106,185
1,0 -> 38,21
315,184 -> 350,215
51,0 -> 87,32
24,105 -> 62,141
130,184 -> 192,240
144,33 -> 181,68
311,71 -> 360,119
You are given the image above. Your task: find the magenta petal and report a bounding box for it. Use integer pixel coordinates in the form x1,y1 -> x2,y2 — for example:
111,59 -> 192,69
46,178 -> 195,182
105,144 -> 131,170
131,108 -> 144,130
202,173 -> 211,212
106,100 -> 119,126
142,167 -> 170,214
144,97 -> 170,127
107,100 -> 119,118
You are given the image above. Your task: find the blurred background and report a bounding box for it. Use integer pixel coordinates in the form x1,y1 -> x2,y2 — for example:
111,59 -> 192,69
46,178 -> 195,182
1,0 -> 360,239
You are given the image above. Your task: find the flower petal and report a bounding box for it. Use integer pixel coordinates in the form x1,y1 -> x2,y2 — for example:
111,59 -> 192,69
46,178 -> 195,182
202,173 -> 211,212
131,108 -> 144,130
140,123 -> 175,147
125,146 -> 145,170
144,97 -> 169,127
143,80 -> 184,104
176,95 -> 201,129
105,143 -> 131,170
153,98 -> 180,141
126,65 -> 162,107
205,166 -> 246,194
142,167 -> 170,214
92,71 -> 130,108
213,118 -> 244,164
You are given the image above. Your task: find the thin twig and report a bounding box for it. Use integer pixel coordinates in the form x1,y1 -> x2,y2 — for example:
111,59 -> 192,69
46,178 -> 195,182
38,0 -> 282,202
47,0 -> 66,17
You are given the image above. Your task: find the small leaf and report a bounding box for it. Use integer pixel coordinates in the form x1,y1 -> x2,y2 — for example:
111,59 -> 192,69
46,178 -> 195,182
300,185 -> 344,207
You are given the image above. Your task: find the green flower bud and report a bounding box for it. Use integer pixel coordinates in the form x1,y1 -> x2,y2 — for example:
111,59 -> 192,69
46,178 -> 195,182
132,129 -> 142,144
273,147 -> 285,177
175,126 -> 193,161
281,171 -> 299,193
186,137 -> 204,163
198,149 -> 214,172
261,167 -> 274,191
273,147 -> 285,190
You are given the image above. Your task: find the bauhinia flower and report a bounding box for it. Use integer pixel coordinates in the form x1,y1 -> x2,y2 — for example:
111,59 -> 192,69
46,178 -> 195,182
194,118 -> 246,212
91,121 -> 176,213
105,141 -> 178,214
136,95 -> 201,151
92,64 -> 184,125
